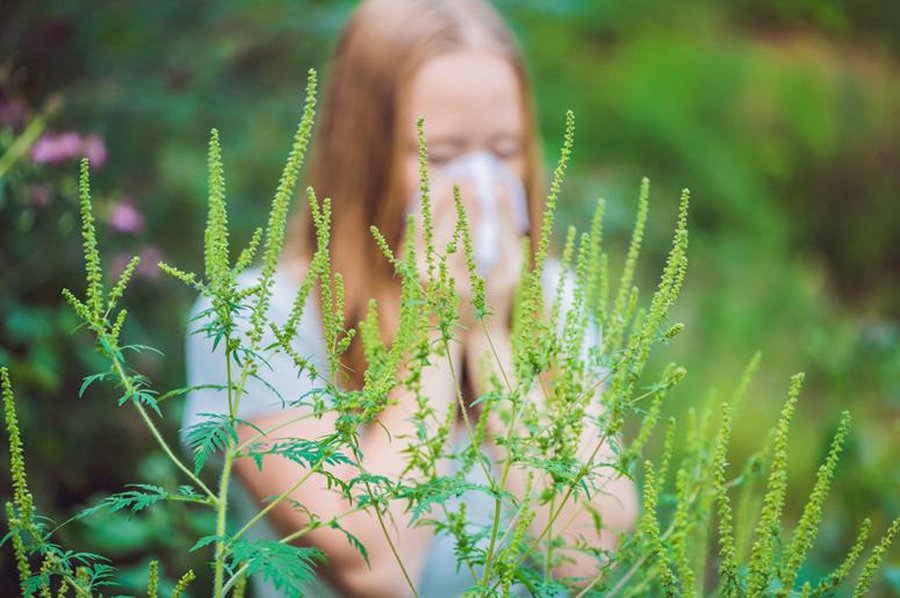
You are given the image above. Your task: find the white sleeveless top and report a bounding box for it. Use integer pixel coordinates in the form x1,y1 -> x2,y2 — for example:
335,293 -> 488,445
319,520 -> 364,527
182,262 -> 580,597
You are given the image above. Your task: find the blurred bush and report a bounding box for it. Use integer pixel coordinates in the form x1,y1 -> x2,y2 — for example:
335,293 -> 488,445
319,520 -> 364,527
1,0 -> 898,594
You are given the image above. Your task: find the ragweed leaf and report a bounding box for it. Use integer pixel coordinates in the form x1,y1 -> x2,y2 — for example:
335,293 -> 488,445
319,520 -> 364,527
228,540 -> 326,595
75,484 -> 169,519
183,413 -> 239,474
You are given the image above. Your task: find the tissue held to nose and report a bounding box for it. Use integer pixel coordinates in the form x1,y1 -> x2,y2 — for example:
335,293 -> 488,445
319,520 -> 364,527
410,151 -> 529,275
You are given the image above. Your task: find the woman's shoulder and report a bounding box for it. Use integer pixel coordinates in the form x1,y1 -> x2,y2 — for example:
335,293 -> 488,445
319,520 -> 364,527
187,260 -> 311,325
182,259 -> 327,435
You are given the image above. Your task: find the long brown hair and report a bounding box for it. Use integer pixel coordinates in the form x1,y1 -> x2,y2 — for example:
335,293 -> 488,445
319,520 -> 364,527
288,0 -> 545,389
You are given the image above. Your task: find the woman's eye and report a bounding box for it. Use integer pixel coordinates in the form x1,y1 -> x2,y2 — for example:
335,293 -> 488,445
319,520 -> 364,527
491,140 -> 523,161
428,152 -> 453,167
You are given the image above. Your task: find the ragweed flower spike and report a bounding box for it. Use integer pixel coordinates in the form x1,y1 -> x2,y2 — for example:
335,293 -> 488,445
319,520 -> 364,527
78,158 -> 104,321
606,176 -> 649,351
281,190 -> 330,340
731,351 -> 762,413
250,67 -> 318,346
779,410 -> 851,592
170,569 -> 197,598
584,198 -> 606,323
562,231 -> 592,368
107,255 -> 140,312
640,460 -> 679,597
452,185 -> 485,318
147,559 -> 160,598
853,515 -> 900,598
526,109 -> 575,327
550,225 -> 578,337
233,226 -> 263,276
3,369 -> 37,593
2,368 -> 34,529
713,403 -> 739,597
6,502 -> 31,594
203,128 -> 230,286
642,187 -> 690,344
416,116 -> 437,284
813,518 -> 871,595
747,372 -> 804,596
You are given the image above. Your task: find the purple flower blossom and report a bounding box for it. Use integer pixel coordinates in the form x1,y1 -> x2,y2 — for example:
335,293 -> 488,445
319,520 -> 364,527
30,131 -> 107,167
107,197 -> 145,234
31,132 -> 82,164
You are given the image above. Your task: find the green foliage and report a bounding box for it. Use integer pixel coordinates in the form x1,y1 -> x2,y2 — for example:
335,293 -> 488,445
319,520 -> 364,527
2,72 -> 897,597
854,516 -> 900,598
227,540 -> 325,596
748,373 -> 804,595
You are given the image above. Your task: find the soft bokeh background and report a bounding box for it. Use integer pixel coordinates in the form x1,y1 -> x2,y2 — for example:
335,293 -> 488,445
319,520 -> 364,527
1,0 -> 898,595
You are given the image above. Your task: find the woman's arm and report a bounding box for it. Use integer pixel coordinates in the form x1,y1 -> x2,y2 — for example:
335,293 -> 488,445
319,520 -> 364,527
464,318 -> 638,582
232,331 -> 462,598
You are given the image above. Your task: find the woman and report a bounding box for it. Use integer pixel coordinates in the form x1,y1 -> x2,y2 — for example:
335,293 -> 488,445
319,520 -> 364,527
184,0 -> 637,596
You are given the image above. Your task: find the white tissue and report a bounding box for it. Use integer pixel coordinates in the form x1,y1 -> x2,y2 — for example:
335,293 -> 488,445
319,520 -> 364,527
412,151 -> 529,275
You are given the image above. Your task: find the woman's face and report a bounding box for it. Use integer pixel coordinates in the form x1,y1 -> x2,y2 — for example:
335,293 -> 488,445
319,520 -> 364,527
402,50 -> 526,200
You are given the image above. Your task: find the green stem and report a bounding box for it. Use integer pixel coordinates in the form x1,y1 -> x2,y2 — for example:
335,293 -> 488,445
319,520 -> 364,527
478,320 -> 519,585
545,495 -> 556,582
106,343 -> 216,501
0,110 -> 47,177
485,429 -> 614,595
231,453 -> 328,542
363,478 -> 420,598
213,449 -> 234,598
442,336 -> 495,486
213,342 -> 239,598
235,410 -> 322,453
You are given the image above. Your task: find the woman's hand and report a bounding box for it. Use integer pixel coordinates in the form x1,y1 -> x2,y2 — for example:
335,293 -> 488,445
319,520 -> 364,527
457,166 -> 525,374
412,174 -> 524,331
479,173 -> 526,326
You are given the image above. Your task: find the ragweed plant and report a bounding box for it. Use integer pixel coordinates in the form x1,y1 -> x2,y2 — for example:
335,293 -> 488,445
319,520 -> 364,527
2,66 -> 897,597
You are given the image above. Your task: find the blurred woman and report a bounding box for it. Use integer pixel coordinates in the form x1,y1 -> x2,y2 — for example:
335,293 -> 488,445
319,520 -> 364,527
184,0 -> 636,596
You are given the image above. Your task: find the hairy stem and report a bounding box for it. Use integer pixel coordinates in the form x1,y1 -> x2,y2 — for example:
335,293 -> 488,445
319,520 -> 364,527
106,341 -> 216,501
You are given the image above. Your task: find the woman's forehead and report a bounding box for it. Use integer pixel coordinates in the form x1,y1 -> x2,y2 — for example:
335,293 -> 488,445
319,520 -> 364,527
404,51 -> 524,140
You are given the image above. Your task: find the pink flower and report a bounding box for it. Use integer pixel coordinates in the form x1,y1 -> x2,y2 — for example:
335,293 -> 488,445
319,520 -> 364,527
82,134 -> 108,167
31,132 -> 83,164
29,131 -> 107,167
108,197 -> 145,234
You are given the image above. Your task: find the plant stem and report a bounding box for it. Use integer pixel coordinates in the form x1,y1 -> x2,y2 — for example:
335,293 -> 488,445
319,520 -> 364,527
485,429 -> 614,595
213,343 -> 238,598
106,341 -> 216,501
230,453 -> 328,542
363,478 -> 420,598
213,448 -> 234,598
234,410 -> 321,453
545,494 -> 556,582
478,320 -> 518,585
442,336 -> 495,486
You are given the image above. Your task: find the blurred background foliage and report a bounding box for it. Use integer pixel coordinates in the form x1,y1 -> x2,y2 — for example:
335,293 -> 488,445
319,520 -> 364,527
1,0 -> 898,595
